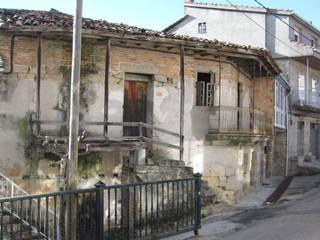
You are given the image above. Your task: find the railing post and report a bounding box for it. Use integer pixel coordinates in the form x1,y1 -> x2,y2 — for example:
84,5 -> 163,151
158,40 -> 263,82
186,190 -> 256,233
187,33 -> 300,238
193,173 -> 202,236
95,181 -> 106,240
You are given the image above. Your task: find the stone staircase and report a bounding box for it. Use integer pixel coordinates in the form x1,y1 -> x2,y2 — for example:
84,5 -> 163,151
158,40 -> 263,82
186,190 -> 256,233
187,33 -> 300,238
134,158 -> 194,181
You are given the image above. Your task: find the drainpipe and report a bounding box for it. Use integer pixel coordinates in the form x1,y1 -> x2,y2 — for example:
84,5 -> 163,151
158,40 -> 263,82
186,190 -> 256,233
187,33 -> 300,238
306,57 -> 310,103
286,89 -> 293,176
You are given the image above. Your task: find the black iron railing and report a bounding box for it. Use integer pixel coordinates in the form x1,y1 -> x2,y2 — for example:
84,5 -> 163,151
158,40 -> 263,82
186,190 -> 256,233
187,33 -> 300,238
0,174 -> 202,239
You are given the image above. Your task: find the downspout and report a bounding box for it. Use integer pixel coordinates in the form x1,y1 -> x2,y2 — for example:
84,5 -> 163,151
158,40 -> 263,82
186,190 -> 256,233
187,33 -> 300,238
218,56 -> 222,130
306,57 -> 310,103
3,34 -> 16,75
2,34 -> 37,75
286,89 -> 292,176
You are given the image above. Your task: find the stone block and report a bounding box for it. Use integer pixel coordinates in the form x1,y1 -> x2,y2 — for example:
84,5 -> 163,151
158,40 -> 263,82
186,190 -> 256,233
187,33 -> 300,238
225,166 -> 235,176
211,164 -> 226,177
226,176 -> 241,190
218,176 -> 227,187
205,176 -> 219,187
153,75 -> 167,83
222,190 -> 236,204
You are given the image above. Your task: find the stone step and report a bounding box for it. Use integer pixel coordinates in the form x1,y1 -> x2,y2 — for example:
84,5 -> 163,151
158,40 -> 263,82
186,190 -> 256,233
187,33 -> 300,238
3,230 -> 43,240
145,158 -> 186,168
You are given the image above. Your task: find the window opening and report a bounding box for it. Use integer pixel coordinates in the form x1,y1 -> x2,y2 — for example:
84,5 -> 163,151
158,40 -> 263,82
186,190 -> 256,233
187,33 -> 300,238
196,72 -> 212,106
275,82 -> 286,128
198,22 -> 207,34
298,73 -> 305,101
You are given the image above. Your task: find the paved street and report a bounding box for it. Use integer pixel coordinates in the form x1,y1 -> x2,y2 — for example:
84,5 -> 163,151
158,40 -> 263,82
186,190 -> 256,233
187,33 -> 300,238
166,174 -> 320,240
220,186 -> 320,240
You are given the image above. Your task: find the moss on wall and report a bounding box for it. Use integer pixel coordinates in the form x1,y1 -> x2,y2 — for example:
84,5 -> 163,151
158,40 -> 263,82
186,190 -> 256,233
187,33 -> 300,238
78,152 -> 102,179
17,112 -> 39,177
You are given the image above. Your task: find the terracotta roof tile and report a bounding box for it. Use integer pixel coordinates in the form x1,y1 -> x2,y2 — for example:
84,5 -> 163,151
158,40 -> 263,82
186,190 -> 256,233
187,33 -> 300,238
0,8 -> 280,72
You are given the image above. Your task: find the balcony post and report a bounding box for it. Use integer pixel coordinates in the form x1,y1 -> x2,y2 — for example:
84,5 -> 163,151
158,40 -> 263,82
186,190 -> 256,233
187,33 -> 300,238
179,45 -> 184,161
306,57 -> 310,104
218,57 -> 222,131
104,38 -> 111,136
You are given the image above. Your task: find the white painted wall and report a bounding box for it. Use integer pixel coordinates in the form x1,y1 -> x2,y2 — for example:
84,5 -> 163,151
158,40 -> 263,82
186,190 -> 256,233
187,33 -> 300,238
170,7 -> 266,48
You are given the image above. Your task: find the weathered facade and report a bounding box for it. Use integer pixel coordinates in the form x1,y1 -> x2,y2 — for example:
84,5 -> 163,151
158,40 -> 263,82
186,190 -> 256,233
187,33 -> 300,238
164,1 -> 320,176
0,8 -> 280,203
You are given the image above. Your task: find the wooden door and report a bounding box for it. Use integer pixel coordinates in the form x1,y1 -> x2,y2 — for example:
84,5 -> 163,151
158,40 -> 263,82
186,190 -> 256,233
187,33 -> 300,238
123,81 -> 147,136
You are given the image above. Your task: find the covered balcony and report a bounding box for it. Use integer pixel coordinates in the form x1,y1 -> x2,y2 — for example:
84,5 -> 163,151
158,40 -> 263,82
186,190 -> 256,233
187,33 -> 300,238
290,89 -> 320,109
209,106 -> 273,136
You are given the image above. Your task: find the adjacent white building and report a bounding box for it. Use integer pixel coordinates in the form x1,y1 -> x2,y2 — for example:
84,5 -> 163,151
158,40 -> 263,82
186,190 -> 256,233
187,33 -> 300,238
165,0 -> 320,175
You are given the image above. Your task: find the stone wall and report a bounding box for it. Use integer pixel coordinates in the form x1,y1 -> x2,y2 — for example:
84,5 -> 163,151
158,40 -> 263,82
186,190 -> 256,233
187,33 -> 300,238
273,127 -> 287,176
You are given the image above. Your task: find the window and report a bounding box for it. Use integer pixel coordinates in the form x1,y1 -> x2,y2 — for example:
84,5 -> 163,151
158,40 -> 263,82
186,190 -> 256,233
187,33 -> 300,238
198,22 -> 207,34
293,26 -> 302,42
275,82 -> 286,128
312,78 -> 318,92
0,55 -> 4,72
196,72 -> 213,106
298,73 -> 305,101
311,78 -> 319,105
294,30 -> 299,42
311,37 -> 318,48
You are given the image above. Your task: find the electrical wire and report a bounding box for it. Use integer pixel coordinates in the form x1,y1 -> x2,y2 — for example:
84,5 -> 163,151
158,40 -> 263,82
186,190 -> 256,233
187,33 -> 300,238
254,0 -> 315,45
225,0 -> 305,57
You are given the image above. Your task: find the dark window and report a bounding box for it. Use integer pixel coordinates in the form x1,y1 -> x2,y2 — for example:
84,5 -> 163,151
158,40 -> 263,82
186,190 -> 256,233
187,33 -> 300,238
196,72 -> 213,106
198,22 -> 207,34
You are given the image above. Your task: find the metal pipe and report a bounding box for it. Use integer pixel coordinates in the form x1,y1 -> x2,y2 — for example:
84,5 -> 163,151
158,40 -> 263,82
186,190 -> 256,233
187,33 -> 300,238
306,57 -> 310,102
66,1 -> 83,239
179,45 -> 185,161
104,38 -> 111,136
285,89 -> 293,176
3,34 -> 16,75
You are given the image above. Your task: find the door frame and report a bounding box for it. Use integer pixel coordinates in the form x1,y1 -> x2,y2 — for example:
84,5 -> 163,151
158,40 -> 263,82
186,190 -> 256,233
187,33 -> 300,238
123,73 -> 154,137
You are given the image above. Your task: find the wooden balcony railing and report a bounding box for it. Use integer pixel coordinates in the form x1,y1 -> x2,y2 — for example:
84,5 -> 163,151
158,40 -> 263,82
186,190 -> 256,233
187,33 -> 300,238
209,106 -> 273,135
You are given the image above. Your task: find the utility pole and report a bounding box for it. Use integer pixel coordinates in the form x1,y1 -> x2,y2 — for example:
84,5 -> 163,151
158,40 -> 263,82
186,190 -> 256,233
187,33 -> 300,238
66,0 -> 82,192
65,0 -> 82,239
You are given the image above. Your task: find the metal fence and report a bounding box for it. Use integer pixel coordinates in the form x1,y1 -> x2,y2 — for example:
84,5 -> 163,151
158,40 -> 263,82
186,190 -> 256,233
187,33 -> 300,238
0,174 -> 202,240
290,89 -> 320,109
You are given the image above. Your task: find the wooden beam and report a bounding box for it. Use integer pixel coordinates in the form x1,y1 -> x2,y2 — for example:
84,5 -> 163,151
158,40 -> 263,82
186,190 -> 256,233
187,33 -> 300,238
36,33 -> 42,136
179,44 -> 185,161
142,137 -> 182,150
104,38 -> 111,136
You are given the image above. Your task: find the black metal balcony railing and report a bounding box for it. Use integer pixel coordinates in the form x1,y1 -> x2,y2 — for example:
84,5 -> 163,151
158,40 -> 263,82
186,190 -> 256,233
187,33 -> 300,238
290,90 -> 320,109
0,175 -> 202,240
209,106 -> 273,135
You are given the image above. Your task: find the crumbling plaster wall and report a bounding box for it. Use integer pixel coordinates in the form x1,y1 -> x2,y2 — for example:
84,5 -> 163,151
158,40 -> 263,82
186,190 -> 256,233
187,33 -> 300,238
0,33 -> 268,201
182,59 -> 266,203
0,35 -> 37,179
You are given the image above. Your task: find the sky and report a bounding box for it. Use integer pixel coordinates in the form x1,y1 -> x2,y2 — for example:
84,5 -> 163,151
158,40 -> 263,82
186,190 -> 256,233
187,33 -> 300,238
1,0 -> 320,31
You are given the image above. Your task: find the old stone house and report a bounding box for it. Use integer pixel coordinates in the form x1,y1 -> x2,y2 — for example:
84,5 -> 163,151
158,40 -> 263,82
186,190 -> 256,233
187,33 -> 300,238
164,0 -> 320,176
0,8 -> 280,203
